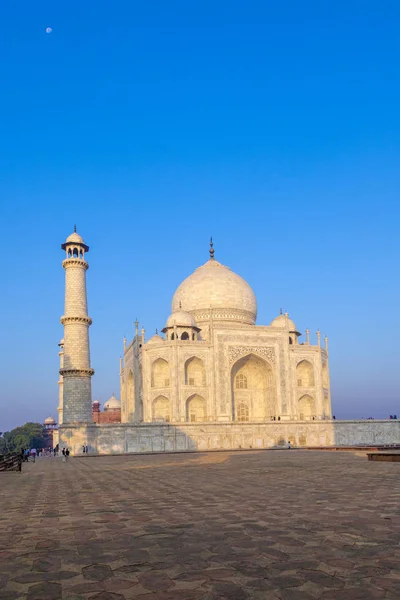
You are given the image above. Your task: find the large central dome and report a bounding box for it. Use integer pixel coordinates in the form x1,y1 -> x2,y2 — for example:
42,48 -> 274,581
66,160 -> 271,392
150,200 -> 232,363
172,252 -> 257,325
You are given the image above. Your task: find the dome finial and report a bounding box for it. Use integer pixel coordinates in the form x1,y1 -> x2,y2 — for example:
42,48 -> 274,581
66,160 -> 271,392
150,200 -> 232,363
74,224 -> 77,233
209,236 -> 215,259
179,300 -> 182,309
280,307 -> 283,315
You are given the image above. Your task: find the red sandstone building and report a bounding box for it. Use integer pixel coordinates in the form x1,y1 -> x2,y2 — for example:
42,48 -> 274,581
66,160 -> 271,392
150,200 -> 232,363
92,394 -> 121,424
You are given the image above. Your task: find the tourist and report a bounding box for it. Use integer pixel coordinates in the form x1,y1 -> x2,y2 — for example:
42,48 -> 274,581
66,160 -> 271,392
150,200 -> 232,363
82,445 -> 86,454
62,448 -> 66,463
24,449 -> 30,462
288,441 -> 291,449
31,448 -> 37,463
65,448 -> 70,461
85,445 -> 88,454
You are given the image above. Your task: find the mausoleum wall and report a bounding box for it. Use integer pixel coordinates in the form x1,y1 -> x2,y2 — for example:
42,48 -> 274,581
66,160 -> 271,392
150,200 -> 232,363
59,420 -> 400,456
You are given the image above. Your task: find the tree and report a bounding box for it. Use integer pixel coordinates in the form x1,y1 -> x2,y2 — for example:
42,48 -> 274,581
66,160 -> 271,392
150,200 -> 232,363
0,423 -> 46,455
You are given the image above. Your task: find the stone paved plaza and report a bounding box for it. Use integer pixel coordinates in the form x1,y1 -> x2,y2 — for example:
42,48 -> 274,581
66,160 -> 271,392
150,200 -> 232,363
1,451 -> 400,600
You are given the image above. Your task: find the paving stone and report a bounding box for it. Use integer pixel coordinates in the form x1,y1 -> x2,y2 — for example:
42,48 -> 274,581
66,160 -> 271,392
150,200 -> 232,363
83,564 -> 114,581
211,581 -> 249,599
88,594 -> 126,600
276,590 -> 317,600
319,587 -> 386,599
13,570 -> 79,583
26,581 -> 62,600
137,572 -> 174,591
32,556 -> 62,572
1,452 -> 400,600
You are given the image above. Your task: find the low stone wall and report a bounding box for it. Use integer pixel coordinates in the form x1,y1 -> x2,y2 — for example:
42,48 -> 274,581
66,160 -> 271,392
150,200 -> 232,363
58,420 -> 400,456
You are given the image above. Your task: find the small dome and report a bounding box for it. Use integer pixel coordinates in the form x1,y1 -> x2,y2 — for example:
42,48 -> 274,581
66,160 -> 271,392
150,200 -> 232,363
270,313 -> 297,331
147,334 -> 164,344
93,400 -> 100,406
66,231 -> 84,244
44,416 -> 56,425
104,394 -> 121,410
166,310 -> 197,328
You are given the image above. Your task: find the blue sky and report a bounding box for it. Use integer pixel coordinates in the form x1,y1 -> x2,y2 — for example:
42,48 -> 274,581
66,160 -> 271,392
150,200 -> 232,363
0,1 -> 399,430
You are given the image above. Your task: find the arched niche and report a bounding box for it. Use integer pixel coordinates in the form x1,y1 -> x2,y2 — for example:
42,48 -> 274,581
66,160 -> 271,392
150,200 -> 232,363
323,397 -> 331,418
185,356 -> 206,386
151,358 -> 170,388
186,394 -> 206,422
127,370 -> 134,401
153,395 -> 170,422
322,363 -> 329,388
296,360 -> 315,387
231,353 -> 276,421
298,394 -> 315,420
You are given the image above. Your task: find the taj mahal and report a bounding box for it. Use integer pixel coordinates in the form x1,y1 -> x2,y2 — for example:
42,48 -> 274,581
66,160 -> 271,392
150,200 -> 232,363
57,229 -> 399,454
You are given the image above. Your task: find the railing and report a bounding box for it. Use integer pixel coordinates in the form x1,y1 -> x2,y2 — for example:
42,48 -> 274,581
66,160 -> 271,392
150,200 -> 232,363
0,453 -> 22,472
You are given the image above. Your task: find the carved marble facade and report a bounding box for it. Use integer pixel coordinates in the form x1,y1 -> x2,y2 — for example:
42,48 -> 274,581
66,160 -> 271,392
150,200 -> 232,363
120,247 -> 331,424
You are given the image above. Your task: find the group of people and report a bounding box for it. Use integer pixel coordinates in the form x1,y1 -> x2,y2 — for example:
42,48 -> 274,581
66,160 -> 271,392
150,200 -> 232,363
20,446 -> 72,462
20,448 -> 37,462
61,448 -> 70,461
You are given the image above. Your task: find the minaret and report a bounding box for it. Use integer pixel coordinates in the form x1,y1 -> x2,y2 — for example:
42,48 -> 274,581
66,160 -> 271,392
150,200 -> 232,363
57,339 -> 64,425
60,228 -> 94,423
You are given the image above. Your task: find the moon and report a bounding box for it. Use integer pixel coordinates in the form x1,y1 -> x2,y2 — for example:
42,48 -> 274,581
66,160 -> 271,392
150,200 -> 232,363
46,27 -> 52,34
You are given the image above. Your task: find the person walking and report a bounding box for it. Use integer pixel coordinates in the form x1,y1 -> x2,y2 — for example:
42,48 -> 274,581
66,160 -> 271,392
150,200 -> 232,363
65,448 -> 70,461
62,448 -> 66,463
82,445 -> 86,454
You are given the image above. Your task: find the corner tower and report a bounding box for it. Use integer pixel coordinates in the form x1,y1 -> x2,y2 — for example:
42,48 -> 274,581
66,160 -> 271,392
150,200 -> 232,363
60,228 -> 94,423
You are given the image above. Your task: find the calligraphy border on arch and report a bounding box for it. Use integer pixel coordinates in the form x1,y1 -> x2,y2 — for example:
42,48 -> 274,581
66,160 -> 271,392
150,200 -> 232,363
228,345 -> 276,365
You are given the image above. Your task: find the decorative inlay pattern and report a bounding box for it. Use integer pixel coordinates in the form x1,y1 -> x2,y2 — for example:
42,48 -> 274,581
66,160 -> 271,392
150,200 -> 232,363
191,308 -> 255,324
228,345 -> 275,365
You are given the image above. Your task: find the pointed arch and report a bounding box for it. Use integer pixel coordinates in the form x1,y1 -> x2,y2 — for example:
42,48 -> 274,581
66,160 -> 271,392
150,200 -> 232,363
153,395 -> 170,422
296,360 -> 315,387
298,394 -> 315,420
323,396 -> 331,418
127,369 -> 133,401
231,353 -> 276,421
322,363 -> 328,388
185,356 -> 206,386
151,358 -> 170,388
186,394 -> 206,422
181,331 -> 189,340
